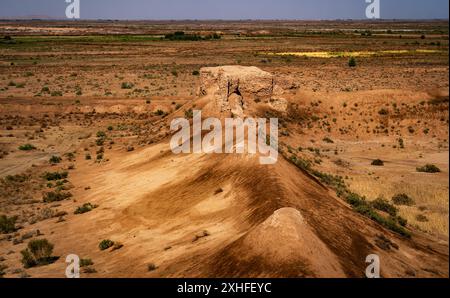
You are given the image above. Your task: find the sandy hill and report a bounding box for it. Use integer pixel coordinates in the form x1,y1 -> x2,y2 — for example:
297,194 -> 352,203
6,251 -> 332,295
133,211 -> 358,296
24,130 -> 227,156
2,66 -> 448,278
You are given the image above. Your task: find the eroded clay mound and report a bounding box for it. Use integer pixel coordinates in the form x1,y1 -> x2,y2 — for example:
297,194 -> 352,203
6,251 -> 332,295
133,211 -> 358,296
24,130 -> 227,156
209,207 -> 345,277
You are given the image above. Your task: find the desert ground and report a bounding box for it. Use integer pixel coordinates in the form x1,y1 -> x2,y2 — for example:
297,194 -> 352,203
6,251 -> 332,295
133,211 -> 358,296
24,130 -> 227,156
0,20 -> 448,278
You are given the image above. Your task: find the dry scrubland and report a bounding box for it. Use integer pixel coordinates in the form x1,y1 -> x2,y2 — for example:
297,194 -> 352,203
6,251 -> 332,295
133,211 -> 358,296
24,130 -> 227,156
0,20 -> 448,278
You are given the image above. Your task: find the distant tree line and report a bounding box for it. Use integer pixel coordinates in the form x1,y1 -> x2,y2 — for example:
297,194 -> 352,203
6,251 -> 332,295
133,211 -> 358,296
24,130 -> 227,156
164,31 -> 221,41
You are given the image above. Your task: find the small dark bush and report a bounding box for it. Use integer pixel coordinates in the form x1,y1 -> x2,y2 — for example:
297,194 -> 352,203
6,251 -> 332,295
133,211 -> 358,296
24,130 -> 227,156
184,108 -> 193,118
49,155 -> 62,164
416,164 -> 441,173
50,91 -> 63,97
21,239 -> 56,268
348,57 -> 357,67
0,214 -> 17,234
371,198 -> 398,217
96,131 -> 106,138
147,263 -> 157,271
80,258 -> 94,267
74,203 -> 98,214
392,193 -> 415,206
18,144 -> 36,151
416,214 -> 429,222
192,70 -> 200,76
99,239 -> 114,251
44,171 -> 68,181
371,159 -> 384,166
121,82 -> 134,89
322,137 -> 334,143
43,191 -> 72,203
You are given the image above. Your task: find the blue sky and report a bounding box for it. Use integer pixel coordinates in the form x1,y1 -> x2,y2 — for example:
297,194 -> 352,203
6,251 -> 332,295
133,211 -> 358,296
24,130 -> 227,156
0,0 -> 448,20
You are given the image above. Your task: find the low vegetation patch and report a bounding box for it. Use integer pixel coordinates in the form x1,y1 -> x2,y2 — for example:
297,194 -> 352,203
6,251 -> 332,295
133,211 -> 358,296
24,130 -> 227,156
322,137 -> 334,143
99,239 -> 114,251
371,159 -> 384,166
18,144 -> 36,151
44,171 -> 68,181
21,239 -> 58,268
43,191 -> 72,203
74,203 -> 98,214
346,193 -> 410,237
392,193 -> 415,206
371,198 -> 398,217
0,214 -> 17,234
164,31 -> 221,41
121,82 -> 134,89
49,155 -> 62,164
285,150 -> 411,237
80,258 -> 94,267
416,164 -> 441,173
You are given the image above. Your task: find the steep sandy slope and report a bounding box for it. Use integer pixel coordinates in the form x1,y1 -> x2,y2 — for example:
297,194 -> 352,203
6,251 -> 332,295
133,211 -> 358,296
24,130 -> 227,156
19,136 -> 445,278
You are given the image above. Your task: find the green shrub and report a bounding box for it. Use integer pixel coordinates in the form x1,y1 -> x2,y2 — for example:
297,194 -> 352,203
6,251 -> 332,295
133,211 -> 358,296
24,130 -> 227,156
85,154 -> 92,160
43,191 -> 72,203
80,258 -> 94,267
396,216 -> 408,227
322,137 -> 334,143
154,109 -> 165,116
20,249 -> 36,268
416,214 -> 428,222
96,138 -> 105,146
74,203 -> 98,214
371,159 -> 384,166
346,193 -> 410,237
121,82 -> 134,89
44,171 -> 68,181
21,239 -> 56,268
416,164 -> 441,173
192,70 -> 200,76
96,131 -> 106,138
184,108 -> 193,118
49,155 -> 62,164
371,198 -> 398,216
50,91 -> 63,97
392,193 -> 415,206
99,239 -> 114,251
18,144 -> 36,151
348,57 -> 357,67
0,214 -> 17,234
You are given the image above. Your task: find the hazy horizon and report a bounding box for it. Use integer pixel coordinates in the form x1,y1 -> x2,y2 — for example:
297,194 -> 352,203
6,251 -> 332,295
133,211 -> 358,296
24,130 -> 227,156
0,0 -> 448,20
